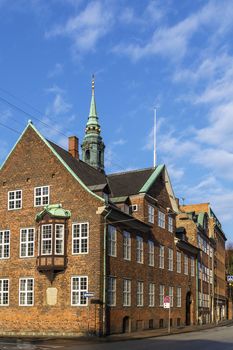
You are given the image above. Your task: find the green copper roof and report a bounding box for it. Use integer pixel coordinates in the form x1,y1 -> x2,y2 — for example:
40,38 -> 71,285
36,204 -> 71,222
86,76 -> 100,128
197,212 -> 205,227
139,164 -> 165,193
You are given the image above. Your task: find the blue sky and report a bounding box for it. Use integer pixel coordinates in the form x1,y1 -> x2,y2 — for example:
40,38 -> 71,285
0,0 -> 233,241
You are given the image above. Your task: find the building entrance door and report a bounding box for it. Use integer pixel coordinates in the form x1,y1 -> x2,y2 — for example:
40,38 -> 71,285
186,292 -> 192,325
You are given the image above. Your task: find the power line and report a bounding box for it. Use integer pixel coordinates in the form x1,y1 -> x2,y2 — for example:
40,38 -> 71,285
0,95 -> 68,138
0,121 -> 21,135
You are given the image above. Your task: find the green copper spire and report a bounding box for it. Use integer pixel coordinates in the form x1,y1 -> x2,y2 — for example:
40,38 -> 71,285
81,75 -> 105,172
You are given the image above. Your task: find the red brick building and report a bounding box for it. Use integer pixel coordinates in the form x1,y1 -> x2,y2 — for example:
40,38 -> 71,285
178,203 -> 227,324
0,80 -> 217,336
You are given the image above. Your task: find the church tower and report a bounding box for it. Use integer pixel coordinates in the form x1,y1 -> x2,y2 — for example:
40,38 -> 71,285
81,76 -> 105,172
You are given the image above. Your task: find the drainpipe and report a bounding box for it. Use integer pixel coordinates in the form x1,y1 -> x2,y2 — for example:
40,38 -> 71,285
196,255 -> 199,325
102,208 -> 112,336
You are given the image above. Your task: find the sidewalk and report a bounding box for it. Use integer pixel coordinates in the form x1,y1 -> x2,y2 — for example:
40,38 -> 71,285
105,319 -> 233,342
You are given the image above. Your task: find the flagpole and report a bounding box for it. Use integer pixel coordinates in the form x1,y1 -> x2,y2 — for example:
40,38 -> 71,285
153,108 -> 157,168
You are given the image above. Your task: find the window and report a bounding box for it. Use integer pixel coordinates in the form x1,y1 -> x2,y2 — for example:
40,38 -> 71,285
148,205 -> 154,224
131,204 -> 138,212
34,186 -> 49,207
210,269 -> 213,284
159,285 -> 165,306
148,241 -> 154,266
0,230 -> 10,259
184,255 -> 188,275
41,225 -> 52,255
0,279 -> 9,306
137,281 -> 143,306
19,278 -> 34,306
177,251 -> 181,273
20,228 -> 35,258
123,279 -> 131,306
123,231 -> 131,261
169,286 -> 174,307
71,276 -> 88,306
136,236 -> 143,263
107,277 -> 116,306
55,225 -> 64,255
158,210 -> 165,228
8,190 -> 22,210
159,245 -> 164,269
210,247 -> 213,258
168,216 -> 173,233
149,283 -> 155,307
107,225 -> 117,257
72,223 -> 89,254
177,287 -> 181,307
168,248 -> 173,271
191,257 -> 195,277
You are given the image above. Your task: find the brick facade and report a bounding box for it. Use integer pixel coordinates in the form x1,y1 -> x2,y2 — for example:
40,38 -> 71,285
0,120 -> 227,337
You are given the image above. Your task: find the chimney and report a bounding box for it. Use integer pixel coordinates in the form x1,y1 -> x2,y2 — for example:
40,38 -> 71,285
68,136 -> 79,160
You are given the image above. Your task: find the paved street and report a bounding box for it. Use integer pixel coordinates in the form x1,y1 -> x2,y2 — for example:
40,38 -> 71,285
0,325 -> 233,350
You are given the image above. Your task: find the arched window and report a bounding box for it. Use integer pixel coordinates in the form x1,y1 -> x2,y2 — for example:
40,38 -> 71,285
85,149 -> 90,160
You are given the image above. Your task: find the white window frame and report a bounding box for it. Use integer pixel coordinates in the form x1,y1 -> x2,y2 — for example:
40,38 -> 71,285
148,240 -> 154,266
168,248 -> 173,271
137,281 -> 143,307
123,231 -> 131,261
177,287 -> 181,307
107,225 -> 117,257
107,277 -> 116,306
34,186 -> 50,207
41,224 -> 52,255
158,210 -> 165,228
191,257 -> 195,277
136,236 -> 143,264
0,279 -> 9,306
169,286 -> 174,307
8,190 -> 22,210
159,245 -> 164,269
148,205 -> 154,224
55,224 -> 64,255
20,228 -> 35,258
19,278 -> 34,306
168,216 -> 173,233
72,222 -> 89,255
177,251 -> 181,273
123,279 -> 131,307
149,283 -> 155,307
184,255 -> 188,275
159,285 -> 165,307
131,204 -> 138,212
0,230 -> 10,259
71,276 -> 88,306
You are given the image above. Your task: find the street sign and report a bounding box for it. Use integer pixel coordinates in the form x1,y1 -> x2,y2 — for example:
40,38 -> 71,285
164,296 -> 170,309
227,275 -> 233,282
84,292 -> 95,298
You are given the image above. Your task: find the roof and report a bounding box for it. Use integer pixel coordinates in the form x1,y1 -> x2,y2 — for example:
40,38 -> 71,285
36,204 -> 71,222
107,168 -> 155,197
48,140 -> 107,187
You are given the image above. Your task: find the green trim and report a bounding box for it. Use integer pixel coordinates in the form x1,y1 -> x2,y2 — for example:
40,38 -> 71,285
1,121 -> 104,203
139,164 -> 165,193
36,204 -> 71,222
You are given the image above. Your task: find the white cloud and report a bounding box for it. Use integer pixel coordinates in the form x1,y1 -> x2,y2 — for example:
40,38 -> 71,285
48,63 -> 64,78
46,94 -> 72,116
112,138 -> 126,146
46,1 -> 114,54
113,1 -> 233,61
